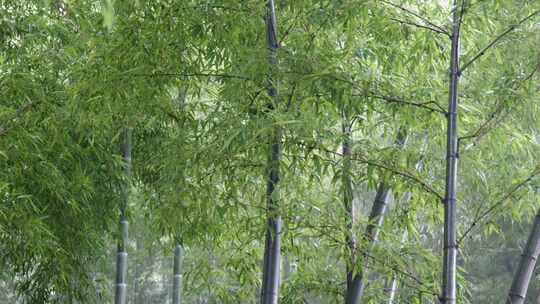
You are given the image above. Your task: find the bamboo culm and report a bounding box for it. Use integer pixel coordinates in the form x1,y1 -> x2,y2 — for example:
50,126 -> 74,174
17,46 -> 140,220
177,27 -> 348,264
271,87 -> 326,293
172,84 -> 187,304
387,138 -> 427,303
441,1 -> 461,303
387,274 -> 399,304
345,130 -> 407,304
345,184 -> 389,304
387,198 -> 411,304
342,111 -> 356,301
506,209 -> 540,304
172,244 -> 184,304
260,1 -> 282,304
115,128 -> 132,304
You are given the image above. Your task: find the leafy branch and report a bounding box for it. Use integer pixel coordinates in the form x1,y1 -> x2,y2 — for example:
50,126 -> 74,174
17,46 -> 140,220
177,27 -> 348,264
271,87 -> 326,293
323,74 -> 446,114
361,91 -> 446,114
131,72 -> 251,81
459,61 -> 540,147
458,169 -> 540,245
380,0 -> 450,36
387,17 -> 449,35
294,220 -> 439,297
460,9 -> 540,73
348,153 -> 444,201
291,140 -> 444,201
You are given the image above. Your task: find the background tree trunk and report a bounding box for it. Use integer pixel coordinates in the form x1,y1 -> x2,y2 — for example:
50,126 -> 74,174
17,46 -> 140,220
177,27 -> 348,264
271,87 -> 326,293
506,209 -> 540,304
345,131 -> 407,303
133,236 -> 143,304
387,275 -> 398,304
172,244 -> 184,304
115,128 -> 132,304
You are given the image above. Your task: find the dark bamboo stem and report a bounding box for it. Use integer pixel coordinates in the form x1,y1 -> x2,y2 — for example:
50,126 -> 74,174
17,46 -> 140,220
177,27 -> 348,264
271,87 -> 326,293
345,130 -> 407,304
441,1 -> 461,303
506,209 -> 540,304
260,1 -> 282,303
342,111 -> 356,301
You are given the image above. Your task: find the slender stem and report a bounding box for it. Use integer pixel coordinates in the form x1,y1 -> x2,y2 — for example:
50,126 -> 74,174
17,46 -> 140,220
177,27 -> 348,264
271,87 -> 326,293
387,276 -> 399,304
342,108 -> 356,302
260,1 -> 282,303
115,128 -> 132,304
441,1 -> 461,303
386,147 -> 426,304
172,245 -> 184,304
345,130 -> 408,304
506,208 -> 540,304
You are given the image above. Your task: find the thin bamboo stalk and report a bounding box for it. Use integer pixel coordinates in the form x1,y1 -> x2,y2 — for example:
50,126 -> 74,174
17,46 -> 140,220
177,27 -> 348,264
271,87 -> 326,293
115,128 -> 132,304
506,209 -> 540,304
172,245 -> 184,304
345,130 -> 407,304
441,1 -> 462,303
260,1 -> 282,303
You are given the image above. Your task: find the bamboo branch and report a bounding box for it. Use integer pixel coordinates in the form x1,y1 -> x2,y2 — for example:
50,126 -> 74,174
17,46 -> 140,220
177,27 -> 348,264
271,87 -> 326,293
460,9 -> 540,73
188,4 -> 251,13
389,17 -> 449,35
459,61 -> 539,146
361,251 -> 440,297
281,70 -> 445,114
295,221 -> 439,297
132,72 -> 251,80
324,74 -> 446,114
363,91 -> 447,114
350,154 -> 444,201
458,170 -> 540,245
380,0 -> 450,36
291,141 -> 444,201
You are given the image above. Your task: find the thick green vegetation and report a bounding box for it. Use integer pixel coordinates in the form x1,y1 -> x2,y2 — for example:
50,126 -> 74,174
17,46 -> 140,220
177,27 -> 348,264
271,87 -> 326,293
1,1 -> 539,303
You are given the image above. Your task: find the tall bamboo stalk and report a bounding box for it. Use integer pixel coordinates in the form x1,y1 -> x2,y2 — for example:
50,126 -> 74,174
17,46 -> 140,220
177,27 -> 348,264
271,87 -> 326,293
115,128 -> 132,304
387,134 -> 428,302
283,255 -> 292,282
387,197 -> 412,304
387,273 -> 399,304
345,130 -> 407,304
172,244 -> 184,304
506,208 -> 540,304
133,236 -> 143,304
260,1 -> 282,303
345,187 -> 387,304
172,84 -> 188,304
441,1 -> 461,303
342,110 -> 356,301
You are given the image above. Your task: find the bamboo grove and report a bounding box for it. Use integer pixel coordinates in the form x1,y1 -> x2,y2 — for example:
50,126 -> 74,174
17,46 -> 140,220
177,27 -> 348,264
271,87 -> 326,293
1,0 -> 540,303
